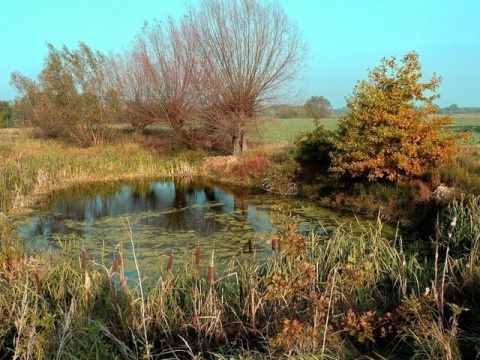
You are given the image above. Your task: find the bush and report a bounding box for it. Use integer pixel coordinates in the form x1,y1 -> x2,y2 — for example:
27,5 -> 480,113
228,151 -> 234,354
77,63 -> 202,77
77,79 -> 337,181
331,52 -> 460,182
294,122 -> 336,183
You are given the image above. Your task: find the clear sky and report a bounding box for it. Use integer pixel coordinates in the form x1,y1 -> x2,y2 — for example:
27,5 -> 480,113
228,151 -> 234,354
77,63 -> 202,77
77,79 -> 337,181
1,0 -> 479,108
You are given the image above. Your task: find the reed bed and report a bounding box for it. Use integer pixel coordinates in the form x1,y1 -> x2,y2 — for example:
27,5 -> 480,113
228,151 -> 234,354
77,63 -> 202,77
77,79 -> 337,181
1,195 -> 479,358
0,135 -> 195,214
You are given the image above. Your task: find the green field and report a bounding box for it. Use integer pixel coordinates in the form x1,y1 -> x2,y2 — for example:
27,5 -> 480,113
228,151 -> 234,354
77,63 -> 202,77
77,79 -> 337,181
254,115 -> 480,144
253,117 -> 336,143
448,116 -> 480,144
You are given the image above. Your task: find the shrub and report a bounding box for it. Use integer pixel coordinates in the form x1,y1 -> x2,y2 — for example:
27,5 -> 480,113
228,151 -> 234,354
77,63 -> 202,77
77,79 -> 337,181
331,51 -> 461,182
294,121 -> 336,183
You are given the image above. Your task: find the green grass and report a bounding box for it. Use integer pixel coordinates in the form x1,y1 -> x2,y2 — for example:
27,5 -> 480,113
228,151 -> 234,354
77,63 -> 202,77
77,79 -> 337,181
448,116 -> 480,145
252,117 -> 338,143
253,115 -> 480,145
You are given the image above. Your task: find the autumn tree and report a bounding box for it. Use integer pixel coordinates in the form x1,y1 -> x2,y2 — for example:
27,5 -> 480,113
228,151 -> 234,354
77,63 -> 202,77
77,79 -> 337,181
304,95 -> 333,120
185,0 -> 307,155
11,43 -> 122,145
331,51 -> 458,181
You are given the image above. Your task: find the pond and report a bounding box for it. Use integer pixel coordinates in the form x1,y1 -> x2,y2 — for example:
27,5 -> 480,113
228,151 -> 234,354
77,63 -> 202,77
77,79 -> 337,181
14,178 -> 384,280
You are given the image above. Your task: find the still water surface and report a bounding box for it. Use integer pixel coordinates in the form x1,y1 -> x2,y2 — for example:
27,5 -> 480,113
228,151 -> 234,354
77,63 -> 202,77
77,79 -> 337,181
15,178 -> 372,278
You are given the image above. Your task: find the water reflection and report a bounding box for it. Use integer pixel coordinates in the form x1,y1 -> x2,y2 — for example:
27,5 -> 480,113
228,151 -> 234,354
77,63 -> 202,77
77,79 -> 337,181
15,178 -> 360,279
17,179 -> 274,267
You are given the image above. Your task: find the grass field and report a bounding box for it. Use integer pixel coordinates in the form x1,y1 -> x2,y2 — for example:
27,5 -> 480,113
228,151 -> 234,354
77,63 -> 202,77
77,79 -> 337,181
448,116 -> 480,144
252,115 -> 480,144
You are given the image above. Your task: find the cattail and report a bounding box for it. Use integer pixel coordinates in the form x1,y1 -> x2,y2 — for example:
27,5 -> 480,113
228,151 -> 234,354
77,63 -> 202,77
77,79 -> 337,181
277,238 -> 282,253
81,249 -> 87,271
34,272 -> 42,292
117,252 -> 123,268
167,253 -> 174,272
112,257 -> 118,273
6,254 -> 12,272
271,239 -> 277,251
195,246 -> 201,268
248,238 -> 252,253
207,265 -> 214,285
193,314 -> 200,330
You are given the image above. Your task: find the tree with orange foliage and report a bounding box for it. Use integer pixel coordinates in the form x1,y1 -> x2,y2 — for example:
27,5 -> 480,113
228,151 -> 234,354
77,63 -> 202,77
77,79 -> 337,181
331,51 -> 459,182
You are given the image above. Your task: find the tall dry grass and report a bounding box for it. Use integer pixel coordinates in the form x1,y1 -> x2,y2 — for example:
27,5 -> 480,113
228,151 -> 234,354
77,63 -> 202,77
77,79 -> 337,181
0,133 -> 195,214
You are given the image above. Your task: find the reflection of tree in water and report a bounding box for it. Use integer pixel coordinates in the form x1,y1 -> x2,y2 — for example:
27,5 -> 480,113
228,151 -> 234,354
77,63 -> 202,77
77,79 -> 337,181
21,179 -> 270,250
233,194 -> 252,252
163,181 -> 225,235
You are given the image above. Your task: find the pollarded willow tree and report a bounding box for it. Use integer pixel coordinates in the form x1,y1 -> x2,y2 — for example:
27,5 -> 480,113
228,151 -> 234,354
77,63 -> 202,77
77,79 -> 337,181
185,0 -> 307,155
331,51 -> 459,182
113,49 -> 162,134
119,18 -> 200,142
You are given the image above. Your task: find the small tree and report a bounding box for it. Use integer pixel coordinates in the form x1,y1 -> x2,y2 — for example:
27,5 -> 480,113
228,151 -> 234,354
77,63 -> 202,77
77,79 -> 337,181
331,51 -> 458,182
11,43 -> 122,146
113,49 -> 164,134
304,96 -> 333,120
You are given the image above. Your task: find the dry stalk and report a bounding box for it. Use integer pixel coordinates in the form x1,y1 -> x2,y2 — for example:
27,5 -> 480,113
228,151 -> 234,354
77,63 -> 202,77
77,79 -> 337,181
126,219 -> 151,359
207,251 -> 214,286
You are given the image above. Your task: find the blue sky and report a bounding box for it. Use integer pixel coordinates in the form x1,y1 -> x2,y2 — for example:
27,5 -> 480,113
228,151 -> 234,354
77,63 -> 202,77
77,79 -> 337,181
1,0 -> 479,108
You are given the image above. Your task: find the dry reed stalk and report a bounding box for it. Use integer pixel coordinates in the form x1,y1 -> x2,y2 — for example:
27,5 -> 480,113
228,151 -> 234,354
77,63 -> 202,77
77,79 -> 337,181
125,219 -> 150,358
84,271 -> 92,307
208,251 -> 214,285
321,271 -> 336,357
435,218 -> 441,243
434,215 -> 440,307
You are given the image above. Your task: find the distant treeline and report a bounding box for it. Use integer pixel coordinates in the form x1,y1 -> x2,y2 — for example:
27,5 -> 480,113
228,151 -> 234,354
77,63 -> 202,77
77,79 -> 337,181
437,105 -> 480,114
258,104 -> 480,119
258,104 -> 344,119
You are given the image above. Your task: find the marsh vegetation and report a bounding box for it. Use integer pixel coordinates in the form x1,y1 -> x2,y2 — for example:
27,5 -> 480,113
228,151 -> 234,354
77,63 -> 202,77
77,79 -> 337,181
2,0 -> 480,358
